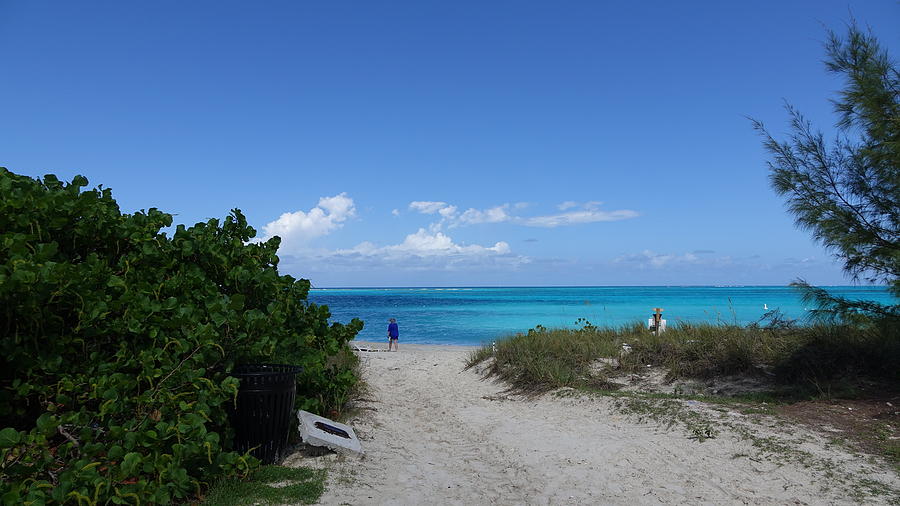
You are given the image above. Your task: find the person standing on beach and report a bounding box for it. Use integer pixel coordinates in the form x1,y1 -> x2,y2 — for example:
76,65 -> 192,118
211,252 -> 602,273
387,318 -> 399,351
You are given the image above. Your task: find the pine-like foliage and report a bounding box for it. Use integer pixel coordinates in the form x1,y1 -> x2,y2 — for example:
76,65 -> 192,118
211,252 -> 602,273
753,23 -> 899,298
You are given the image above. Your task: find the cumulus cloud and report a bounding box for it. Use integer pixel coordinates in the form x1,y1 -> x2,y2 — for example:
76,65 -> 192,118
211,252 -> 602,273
406,199 -> 638,229
259,195 -> 527,272
520,201 -> 634,227
457,205 -> 512,225
258,193 -> 356,249
408,201 -> 513,227
522,209 -> 639,227
409,201 -> 449,214
339,228 -> 510,257
281,229 -> 527,272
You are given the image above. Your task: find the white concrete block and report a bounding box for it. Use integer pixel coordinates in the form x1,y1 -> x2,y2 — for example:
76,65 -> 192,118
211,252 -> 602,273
297,410 -> 363,456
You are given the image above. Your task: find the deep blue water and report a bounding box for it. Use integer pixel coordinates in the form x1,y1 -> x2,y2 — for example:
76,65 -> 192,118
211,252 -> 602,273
307,286 -> 895,346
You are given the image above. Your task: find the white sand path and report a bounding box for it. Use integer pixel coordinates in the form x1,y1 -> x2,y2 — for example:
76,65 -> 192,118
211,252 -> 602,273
284,343 -> 899,505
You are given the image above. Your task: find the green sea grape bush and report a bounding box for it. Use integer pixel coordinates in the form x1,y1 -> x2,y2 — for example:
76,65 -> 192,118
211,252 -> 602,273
0,168 -> 362,504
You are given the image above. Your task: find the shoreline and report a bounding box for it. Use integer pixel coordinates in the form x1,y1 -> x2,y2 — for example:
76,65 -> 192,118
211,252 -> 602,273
351,340 -> 481,351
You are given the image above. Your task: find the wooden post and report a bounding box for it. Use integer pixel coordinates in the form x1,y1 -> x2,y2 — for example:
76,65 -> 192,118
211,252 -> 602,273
653,307 -> 663,335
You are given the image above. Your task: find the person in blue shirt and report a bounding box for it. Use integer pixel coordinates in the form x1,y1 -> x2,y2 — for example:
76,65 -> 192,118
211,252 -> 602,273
387,318 -> 399,351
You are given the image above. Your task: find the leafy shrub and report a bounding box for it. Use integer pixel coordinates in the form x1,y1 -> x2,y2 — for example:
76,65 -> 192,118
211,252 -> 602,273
0,169 -> 362,504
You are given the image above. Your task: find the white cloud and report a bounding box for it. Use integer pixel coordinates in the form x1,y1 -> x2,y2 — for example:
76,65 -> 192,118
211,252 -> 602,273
456,205 -> 512,226
283,228 -> 526,272
522,209 -> 639,227
406,201 -> 514,226
317,193 -> 354,217
782,256 -> 819,265
407,199 -> 638,229
259,195 -> 641,276
409,201 -> 449,214
258,193 -> 356,250
339,228 -> 511,258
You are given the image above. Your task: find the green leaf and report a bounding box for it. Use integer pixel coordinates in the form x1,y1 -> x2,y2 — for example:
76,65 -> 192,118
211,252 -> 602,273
0,427 -> 20,448
2,491 -> 22,504
107,275 -> 126,288
35,413 -> 58,436
121,452 -> 142,475
108,444 -> 125,460
228,294 -> 245,311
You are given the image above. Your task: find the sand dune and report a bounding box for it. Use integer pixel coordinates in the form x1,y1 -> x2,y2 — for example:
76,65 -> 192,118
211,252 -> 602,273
284,342 -> 899,505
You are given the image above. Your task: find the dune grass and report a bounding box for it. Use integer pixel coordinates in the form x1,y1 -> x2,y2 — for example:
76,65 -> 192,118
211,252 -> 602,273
466,320 -> 900,397
466,323 -> 623,393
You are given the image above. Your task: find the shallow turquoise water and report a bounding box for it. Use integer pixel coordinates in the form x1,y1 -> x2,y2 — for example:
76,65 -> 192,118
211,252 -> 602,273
307,286 -> 895,346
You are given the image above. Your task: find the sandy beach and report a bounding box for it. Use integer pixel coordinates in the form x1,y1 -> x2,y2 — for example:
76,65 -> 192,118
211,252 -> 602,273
284,342 -> 899,505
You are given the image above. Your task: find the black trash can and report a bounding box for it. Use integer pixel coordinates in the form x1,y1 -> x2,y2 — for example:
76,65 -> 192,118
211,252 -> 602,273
229,364 -> 303,464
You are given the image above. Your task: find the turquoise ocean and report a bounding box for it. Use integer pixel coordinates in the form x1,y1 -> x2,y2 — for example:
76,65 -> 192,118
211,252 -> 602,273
308,286 -> 895,346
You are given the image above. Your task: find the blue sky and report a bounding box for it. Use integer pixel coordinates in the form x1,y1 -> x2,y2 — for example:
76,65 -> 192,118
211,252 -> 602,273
1,1 -> 897,287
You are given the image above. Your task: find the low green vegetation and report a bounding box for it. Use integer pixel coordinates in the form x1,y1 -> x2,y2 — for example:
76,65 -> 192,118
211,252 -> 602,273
467,319 -> 900,397
466,321 -> 621,393
202,466 -> 326,506
610,395 -> 719,442
0,169 -> 362,504
870,422 -> 900,472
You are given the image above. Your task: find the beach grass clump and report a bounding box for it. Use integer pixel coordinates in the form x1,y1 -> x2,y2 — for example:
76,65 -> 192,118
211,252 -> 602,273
470,319 -> 899,396
467,323 -> 625,393
616,322 -> 796,380
466,346 -> 495,369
